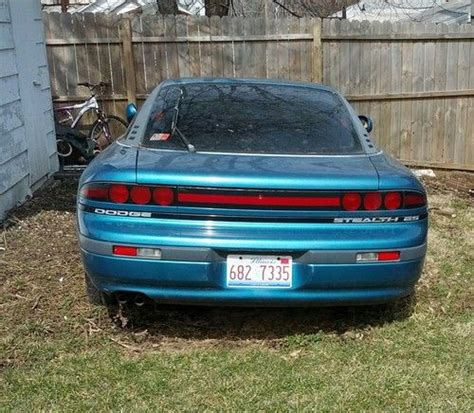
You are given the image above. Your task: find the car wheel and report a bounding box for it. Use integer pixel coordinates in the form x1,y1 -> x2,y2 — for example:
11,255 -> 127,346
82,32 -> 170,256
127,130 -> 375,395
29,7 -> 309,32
85,273 -> 115,306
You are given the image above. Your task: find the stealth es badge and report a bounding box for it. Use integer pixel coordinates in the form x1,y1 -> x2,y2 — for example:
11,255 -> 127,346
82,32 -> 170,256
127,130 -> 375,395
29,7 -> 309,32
334,216 -> 420,223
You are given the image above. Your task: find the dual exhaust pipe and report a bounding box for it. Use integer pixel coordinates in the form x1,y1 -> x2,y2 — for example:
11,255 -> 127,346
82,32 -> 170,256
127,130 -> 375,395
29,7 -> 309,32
116,292 -> 146,307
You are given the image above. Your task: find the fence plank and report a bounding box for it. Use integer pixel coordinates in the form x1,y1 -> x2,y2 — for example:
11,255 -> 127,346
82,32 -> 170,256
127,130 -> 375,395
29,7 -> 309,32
221,16 -> 234,78
378,21 -> 391,152
140,16 -> 159,91
209,16 -> 223,77
176,16 -> 191,78
265,18 -> 278,79
121,17 -> 136,103
368,21 -> 382,152
411,24 -> 425,162
399,22 -> 414,161
299,18 -> 312,82
388,21 -> 402,158
198,16 -> 213,77
421,23 -> 436,165
445,24 -> 460,164
312,18 -> 322,83
232,17 -> 244,78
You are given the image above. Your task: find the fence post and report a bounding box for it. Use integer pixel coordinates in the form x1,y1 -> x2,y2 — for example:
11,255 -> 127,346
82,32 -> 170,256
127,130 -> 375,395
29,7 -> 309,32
312,18 -> 323,83
121,17 -> 137,105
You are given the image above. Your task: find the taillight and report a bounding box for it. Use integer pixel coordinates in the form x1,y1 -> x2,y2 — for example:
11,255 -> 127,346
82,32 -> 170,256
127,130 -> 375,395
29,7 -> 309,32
153,187 -> 174,206
130,186 -> 152,204
363,192 -> 382,210
109,184 -> 129,203
80,185 -> 109,201
80,183 -> 176,206
342,193 -> 362,211
404,192 -> 426,208
79,184 -> 425,211
384,192 -> 402,210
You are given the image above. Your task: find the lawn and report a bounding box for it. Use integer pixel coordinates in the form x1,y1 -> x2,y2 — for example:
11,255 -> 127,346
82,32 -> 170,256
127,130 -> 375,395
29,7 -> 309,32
1,173 -> 473,411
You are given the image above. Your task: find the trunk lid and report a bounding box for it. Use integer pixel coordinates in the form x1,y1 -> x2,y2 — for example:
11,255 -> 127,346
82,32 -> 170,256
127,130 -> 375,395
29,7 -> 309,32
136,149 -> 379,191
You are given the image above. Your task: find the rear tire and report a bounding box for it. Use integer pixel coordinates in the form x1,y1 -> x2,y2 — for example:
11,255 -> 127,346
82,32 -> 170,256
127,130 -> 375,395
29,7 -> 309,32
85,273 -> 114,306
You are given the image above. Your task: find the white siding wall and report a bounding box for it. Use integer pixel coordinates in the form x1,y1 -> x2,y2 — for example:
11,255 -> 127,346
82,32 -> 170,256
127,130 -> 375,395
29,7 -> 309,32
0,0 -> 58,221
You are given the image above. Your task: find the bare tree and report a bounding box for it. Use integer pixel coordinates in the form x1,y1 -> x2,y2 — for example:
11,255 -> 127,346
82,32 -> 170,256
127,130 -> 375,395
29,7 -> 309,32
272,0 -> 357,18
230,0 -> 357,18
205,0 -> 231,16
157,0 -> 179,14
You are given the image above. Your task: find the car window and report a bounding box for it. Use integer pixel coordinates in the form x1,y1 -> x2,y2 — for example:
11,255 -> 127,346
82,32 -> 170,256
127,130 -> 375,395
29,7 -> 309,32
142,83 -> 363,155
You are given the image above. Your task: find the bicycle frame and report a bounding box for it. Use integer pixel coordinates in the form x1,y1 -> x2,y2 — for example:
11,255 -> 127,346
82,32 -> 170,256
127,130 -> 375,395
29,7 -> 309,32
55,96 -> 99,129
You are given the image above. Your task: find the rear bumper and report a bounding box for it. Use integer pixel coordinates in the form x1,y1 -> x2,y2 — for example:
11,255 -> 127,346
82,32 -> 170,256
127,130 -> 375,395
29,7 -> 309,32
81,235 -> 426,306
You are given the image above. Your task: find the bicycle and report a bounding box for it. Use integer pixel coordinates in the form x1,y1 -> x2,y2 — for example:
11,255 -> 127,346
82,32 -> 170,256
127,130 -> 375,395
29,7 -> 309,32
54,81 -> 127,160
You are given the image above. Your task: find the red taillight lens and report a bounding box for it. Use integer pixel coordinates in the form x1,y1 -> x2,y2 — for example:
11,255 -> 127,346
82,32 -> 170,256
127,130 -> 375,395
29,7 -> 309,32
153,187 -> 174,206
342,193 -> 362,211
109,184 -> 129,203
404,192 -> 425,208
80,185 -> 109,201
113,245 -> 137,256
363,192 -> 382,210
384,192 -> 402,210
80,185 -> 423,212
130,186 -> 152,204
378,251 -> 400,261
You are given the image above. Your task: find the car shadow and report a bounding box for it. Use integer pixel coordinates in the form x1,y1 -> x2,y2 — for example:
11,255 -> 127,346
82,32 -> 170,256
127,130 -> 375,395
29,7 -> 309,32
7,177 -> 416,341
109,294 -> 416,341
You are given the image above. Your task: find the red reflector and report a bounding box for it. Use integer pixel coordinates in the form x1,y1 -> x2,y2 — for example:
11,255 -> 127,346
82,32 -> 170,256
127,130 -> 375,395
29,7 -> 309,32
363,192 -> 382,210
404,193 -> 425,207
384,192 -> 402,210
342,193 -> 362,211
130,186 -> 152,204
109,184 -> 129,203
112,246 -> 137,256
177,193 -> 341,208
378,251 -> 400,261
153,187 -> 174,206
81,186 -> 109,201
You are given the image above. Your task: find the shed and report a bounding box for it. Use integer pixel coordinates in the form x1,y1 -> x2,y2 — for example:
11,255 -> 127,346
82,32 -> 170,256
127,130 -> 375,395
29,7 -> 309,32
0,0 -> 58,222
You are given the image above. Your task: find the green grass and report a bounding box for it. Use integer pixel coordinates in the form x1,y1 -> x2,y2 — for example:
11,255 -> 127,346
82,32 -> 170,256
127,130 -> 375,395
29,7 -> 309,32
2,317 -> 472,411
0,180 -> 473,411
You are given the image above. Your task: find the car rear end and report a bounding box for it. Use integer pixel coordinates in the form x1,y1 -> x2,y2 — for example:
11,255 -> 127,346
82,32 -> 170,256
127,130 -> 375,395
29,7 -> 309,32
77,79 -> 428,306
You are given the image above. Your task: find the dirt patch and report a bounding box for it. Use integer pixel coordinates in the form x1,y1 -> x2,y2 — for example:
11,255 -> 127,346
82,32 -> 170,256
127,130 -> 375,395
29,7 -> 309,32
418,170 -> 474,198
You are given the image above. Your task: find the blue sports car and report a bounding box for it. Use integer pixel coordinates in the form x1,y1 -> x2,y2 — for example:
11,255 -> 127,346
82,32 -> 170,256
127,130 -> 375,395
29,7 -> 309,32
77,78 -> 428,307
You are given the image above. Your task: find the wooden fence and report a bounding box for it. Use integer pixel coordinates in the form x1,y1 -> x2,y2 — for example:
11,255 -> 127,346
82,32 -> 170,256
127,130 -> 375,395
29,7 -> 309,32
43,13 -> 474,171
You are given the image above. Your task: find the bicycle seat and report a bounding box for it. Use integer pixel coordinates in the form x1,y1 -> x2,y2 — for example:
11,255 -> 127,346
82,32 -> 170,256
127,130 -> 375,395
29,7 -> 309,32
78,81 -> 92,88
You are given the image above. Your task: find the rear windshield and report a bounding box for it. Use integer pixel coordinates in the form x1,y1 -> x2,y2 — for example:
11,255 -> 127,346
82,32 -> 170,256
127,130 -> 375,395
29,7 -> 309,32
142,83 -> 363,155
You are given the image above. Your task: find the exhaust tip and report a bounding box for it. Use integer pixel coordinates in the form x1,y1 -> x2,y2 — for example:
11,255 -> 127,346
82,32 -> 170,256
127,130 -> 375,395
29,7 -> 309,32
116,293 -> 129,305
134,294 -> 146,307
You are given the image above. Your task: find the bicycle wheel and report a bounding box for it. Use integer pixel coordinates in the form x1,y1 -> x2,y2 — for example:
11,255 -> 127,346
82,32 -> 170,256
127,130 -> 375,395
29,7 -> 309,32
88,115 -> 127,150
56,138 -> 73,157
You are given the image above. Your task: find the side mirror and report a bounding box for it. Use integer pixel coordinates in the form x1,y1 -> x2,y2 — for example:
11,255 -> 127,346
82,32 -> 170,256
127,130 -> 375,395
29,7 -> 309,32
358,115 -> 373,133
125,103 -> 137,124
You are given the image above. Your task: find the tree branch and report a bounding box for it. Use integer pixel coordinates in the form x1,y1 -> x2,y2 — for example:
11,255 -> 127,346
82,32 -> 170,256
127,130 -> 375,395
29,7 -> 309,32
272,0 -> 302,18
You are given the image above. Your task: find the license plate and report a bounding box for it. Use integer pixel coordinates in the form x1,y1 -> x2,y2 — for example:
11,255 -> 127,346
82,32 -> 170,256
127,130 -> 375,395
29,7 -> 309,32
226,255 -> 293,288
